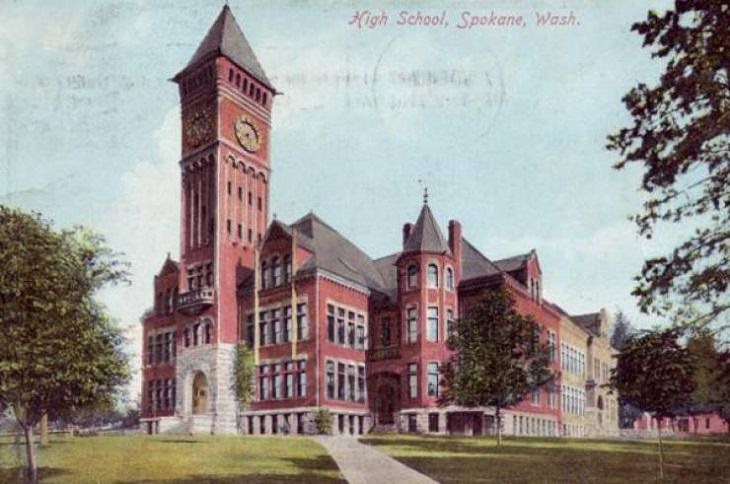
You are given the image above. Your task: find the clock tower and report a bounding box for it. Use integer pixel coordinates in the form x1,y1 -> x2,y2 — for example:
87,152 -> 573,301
170,5 -> 276,433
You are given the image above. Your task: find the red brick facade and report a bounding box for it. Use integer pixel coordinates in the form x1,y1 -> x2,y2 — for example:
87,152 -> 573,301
140,6 -> 612,437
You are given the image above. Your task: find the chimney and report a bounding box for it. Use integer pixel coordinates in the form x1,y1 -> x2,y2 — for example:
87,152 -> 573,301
402,223 -> 413,246
448,220 -> 462,277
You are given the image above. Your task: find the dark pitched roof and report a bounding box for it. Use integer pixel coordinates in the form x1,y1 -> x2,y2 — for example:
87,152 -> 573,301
494,252 -> 531,272
261,219 -> 315,252
373,252 -> 400,300
460,238 -> 502,281
158,255 -> 179,277
403,204 -> 451,255
176,5 -> 274,90
572,312 -> 602,336
289,213 -> 386,291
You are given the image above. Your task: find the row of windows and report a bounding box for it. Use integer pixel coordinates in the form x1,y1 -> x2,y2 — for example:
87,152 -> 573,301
258,360 -> 307,400
325,360 -> 366,402
146,379 -> 176,413
146,331 -> 176,365
326,305 -> 367,349
560,342 -> 586,376
405,263 -> 454,290
407,362 -> 441,399
531,383 -> 559,408
246,304 -> 308,347
260,255 -> 292,289
187,262 -> 213,291
562,385 -> 586,415
513,415 -> 557,437
228,67 -> 268,107
405,307 -> 456,344
183,321 -> 213,348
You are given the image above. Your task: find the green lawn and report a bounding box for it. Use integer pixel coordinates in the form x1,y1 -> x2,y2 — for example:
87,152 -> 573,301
361,434 -> 730,483
0,434 -> 344,483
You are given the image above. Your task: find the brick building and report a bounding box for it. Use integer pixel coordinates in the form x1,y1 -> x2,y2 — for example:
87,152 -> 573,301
140,5 -> 619,437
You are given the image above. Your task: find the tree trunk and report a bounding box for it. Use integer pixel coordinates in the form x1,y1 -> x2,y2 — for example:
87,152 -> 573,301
657,417 -> 664,481
495,406 -> 502,446
39,414 -> 48,447
23,425 -> 37,484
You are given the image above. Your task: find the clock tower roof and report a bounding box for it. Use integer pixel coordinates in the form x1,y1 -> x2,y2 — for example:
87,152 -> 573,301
174,5 -> 275,92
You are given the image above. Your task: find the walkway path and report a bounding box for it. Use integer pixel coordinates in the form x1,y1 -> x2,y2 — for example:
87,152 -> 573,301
315,436 -> 438,484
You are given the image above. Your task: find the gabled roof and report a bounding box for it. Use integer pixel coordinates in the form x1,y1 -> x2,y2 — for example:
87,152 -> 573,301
158,255 -> 179,277
403,204 -> 451,255
290,213 -> 386,291
460,238 -> 502,281
494,252 -> 531,273
260,219 -> 315,252
175,5 -> 274,90
572,312 -> 602,336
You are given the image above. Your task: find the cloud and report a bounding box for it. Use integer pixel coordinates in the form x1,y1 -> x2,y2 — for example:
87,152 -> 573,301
97,107 -> 180,403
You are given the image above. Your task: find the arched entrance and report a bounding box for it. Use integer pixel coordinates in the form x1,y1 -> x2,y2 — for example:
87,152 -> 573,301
370,372 -> 400,426
192,372 -> 208,415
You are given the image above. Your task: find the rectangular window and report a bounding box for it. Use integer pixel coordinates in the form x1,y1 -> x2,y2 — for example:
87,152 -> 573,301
337,363 -> 346,400
259,311 -> 267,346
427,362 -> 439,398
427,307 -> 438,342
147,336 -> 154,365
327,305 -> 335,342
347,365 -> 356,401
257,196 -> 262,211
259,365 -> 269,400
337,309 -> 346,344
326,361 -> 335,399
248,191 -> 252,205
285,363 -> 293,398
348,322 -> 355,347
238,186 -> 242,200
283,306 -> 291,343
407,308 -> 418,343
246,314 -> 254,347
272,364 -> 281,399
357,365 -> 365,403
408,363 -> 418,399
357,325 -> 365,350
381,317 -> 391,347
237,224 -> 242,239
271,308 -> 281,344
297,360 -> 307,397
226,219 -> 231,234
446,309 -> 455,338
297,303 -> 308,340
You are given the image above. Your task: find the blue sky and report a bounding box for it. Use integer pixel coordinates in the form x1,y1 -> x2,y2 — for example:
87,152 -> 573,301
0,0 -> 678,399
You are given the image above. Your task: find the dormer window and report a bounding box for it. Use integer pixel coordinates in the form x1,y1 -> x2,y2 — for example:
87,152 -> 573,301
427,264 -> 438,288
446,267 -> 454,290
407,264 -> 418,289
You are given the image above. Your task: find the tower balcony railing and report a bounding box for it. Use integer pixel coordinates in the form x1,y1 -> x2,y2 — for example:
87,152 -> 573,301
366,346 -> 401,362
177,287 -> 215,314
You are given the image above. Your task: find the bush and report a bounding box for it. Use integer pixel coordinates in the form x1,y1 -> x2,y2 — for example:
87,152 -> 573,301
314,409 -> 332,435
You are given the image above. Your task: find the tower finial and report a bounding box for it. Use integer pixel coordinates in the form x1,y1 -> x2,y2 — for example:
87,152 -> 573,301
423,186 -> 429,205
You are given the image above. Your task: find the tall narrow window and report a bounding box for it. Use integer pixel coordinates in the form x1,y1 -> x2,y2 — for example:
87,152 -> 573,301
427,362 -> 439,397
272,256 -> 281,286
272,363 -> 281,399
326,361 -> 335,399
337,363 -> 346,400
284,254 -> 292,283
446,267 -> 454,290
357,365 -> 365,402
427,264 -> 438,288
337,308 -> 346,344
407,308 -> 418,343
261,261 -> 268,289
348,321 -> 355,347
271,309 -> 281,344
446,309 -> 455,338
285,362 -> 293,398
297,360 -> 307,397
407,264 -> 418,289
297,303 -> 308,340
259,311 -> 267,346
427,307 -> 438,342
327,304 -> 335,342
381,317 -> 391,347
408,363 -> 418,399
259,365 -> 269,400
283,306 -> 291,343
347,365 -> 356,401
246,314 -> 254,347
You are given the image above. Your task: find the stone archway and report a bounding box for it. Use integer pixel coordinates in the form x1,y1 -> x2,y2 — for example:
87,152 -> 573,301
192,372 -> 208,415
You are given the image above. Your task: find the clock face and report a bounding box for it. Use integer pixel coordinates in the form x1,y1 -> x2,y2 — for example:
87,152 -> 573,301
184,105 -> 214,149
234,115 -> 261,153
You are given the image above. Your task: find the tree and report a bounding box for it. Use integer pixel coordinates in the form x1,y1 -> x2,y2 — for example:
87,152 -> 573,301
716,350 -> 730,433
610,310 -> 635,350
0,206 -> 130,483
684,331 -> 723,421
609,329 -> 695,480
440,288 -> 553,445
607,2 -> 730,331
231,342 -> 255,426
314,409 -> 332,435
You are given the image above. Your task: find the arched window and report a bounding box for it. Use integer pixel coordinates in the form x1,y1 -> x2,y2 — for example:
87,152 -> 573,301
261,260 -> 268,289
204,323 -> 212,344
446,267 -> 454,290
427,264 -> 438,288
272,256 -> 281,286
284,254 -> 292,283
193,323 -> 200,346
407,265 -> 418,289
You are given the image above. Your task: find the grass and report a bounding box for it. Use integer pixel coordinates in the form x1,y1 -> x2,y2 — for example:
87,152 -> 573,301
0,433 -> 345,483
360,434 -> 730,483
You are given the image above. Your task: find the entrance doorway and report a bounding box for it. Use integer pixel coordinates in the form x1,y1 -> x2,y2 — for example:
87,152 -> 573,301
192,372 -> 208,414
